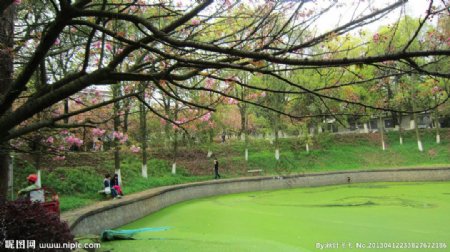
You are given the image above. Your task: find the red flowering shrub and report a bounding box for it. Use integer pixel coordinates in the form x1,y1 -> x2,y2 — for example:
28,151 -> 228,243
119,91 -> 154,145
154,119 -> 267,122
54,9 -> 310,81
0,200 -> 73,251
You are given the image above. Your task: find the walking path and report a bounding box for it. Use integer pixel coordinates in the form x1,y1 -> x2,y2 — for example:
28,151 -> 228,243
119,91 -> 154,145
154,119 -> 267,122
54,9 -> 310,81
62,166 -> 450,235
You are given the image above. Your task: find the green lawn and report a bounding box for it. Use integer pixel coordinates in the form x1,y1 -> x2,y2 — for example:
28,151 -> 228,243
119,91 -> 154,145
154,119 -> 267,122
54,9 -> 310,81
101,181 -> 450,252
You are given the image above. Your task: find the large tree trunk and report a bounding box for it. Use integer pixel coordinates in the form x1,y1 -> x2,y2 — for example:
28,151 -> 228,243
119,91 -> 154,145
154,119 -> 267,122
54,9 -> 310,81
0,4 -> 15,199
0,147 -> 10,200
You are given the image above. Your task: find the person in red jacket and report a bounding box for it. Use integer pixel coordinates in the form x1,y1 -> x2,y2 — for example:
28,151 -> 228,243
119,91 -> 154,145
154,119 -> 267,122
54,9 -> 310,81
111,173 -> 123,197
18,174 -> 42,202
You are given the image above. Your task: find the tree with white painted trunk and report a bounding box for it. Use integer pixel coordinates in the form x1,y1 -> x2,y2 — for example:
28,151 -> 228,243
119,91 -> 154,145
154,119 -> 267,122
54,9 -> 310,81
256,75 -> 288,161
235,78 -> 251,161
112,85 -> 123,183
138,83 -> 149,178
379,116 -> 386,151
433,108 -> 441,144
398,113 -> 404,145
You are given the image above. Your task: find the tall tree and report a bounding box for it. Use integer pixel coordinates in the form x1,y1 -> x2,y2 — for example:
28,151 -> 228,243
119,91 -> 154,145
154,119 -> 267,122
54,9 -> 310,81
0,4 -> 15,198
138,82 -> 149,178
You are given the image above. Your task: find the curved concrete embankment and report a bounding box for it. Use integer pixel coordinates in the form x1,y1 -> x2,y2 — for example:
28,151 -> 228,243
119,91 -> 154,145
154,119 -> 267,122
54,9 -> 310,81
63,167 -> 450,235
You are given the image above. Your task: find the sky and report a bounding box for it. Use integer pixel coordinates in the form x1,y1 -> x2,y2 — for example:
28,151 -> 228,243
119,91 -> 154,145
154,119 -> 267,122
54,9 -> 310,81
312,0 -> 440,32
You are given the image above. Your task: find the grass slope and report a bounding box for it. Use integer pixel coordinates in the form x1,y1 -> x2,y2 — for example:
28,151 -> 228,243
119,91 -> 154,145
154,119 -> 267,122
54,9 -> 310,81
11,129 -> 450,212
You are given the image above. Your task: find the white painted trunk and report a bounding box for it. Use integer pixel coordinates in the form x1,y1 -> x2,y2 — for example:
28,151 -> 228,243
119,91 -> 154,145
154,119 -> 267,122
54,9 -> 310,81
207,150 -> 212,158
410,120 -> 415,129
36,170 -> 42,187
436,134 -> 440,144
363,123 -> 369,133
382,141 -> 386,151
417,140 -> 423,152
399,137 -> 403,145
172,162 -> 177,174
115,169 -> 122,185
275,149 -> 280,160
318,127 -> 323,133
141,164 -> 148,178
306,143 -> 309,153
245,148 -> 248,161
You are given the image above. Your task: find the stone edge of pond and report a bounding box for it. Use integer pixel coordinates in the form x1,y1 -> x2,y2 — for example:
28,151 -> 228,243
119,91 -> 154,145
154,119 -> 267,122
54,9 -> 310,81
62,166 -> 450,235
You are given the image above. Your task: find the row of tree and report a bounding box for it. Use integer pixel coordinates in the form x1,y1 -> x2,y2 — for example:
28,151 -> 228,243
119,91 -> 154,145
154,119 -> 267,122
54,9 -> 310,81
1,0 -> 449,198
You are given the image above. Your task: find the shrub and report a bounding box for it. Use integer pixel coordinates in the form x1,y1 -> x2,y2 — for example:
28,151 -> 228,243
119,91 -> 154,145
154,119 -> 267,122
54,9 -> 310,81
0,200 -> 74,251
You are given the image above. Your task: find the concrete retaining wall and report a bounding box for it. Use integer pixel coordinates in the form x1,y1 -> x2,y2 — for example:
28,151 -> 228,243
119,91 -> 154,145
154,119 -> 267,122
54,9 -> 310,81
64,167 -> 450,235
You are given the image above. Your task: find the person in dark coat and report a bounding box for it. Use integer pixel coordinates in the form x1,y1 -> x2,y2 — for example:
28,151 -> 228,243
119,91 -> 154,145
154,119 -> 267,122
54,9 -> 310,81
214,158 -> 221,179
103,174 -> 118,198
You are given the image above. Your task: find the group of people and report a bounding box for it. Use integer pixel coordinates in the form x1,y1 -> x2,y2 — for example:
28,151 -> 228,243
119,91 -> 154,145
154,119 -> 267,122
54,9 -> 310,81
103,173 -> 123,199
101,158 -> 219,200
17,158 -> 219,203
100,158 -> 219,201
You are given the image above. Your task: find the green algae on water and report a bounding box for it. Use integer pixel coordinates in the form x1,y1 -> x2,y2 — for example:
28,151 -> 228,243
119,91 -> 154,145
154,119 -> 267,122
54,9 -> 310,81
101,182 -> 450,252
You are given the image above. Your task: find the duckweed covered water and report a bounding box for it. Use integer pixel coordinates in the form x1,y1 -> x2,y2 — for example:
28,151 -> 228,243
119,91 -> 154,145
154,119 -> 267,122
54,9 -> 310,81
101,182 -> 450,251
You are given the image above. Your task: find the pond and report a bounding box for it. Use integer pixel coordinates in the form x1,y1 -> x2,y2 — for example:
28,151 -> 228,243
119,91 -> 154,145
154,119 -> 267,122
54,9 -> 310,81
101,182 -> 450,252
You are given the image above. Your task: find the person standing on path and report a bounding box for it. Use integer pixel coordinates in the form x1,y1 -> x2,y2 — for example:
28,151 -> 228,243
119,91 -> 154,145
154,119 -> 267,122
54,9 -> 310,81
214,158 -> 221,179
